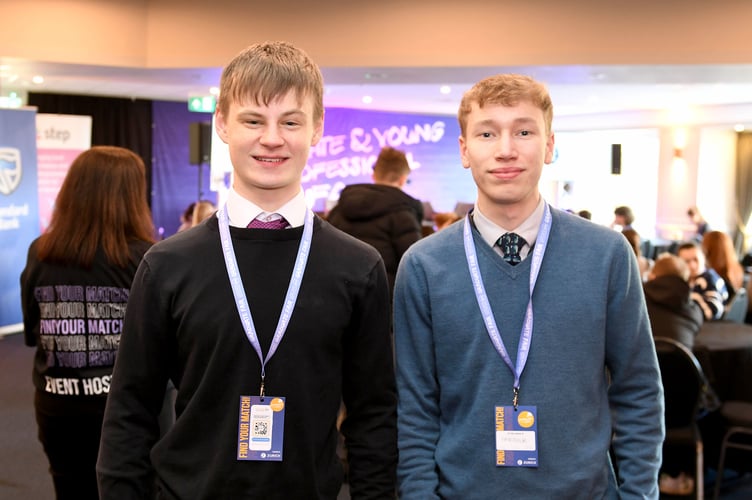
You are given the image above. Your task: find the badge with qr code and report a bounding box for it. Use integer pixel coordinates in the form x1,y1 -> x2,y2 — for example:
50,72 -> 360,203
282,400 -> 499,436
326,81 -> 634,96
237,395 -> 286,461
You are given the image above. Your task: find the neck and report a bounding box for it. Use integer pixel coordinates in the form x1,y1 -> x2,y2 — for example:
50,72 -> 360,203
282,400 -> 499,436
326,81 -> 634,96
478,193 -> 541,230
234,184 -> 300,212
375,179 -> 404,189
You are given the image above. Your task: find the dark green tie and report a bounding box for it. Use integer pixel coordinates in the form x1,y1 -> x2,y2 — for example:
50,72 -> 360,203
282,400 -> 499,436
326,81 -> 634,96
498,232 -> 526,265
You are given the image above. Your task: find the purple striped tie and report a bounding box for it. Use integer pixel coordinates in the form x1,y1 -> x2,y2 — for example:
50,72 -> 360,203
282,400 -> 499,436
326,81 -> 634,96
247,216 -> 289,230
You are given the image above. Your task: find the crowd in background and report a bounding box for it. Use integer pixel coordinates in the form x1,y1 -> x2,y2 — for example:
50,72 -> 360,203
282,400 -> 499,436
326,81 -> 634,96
16,40 -> 751,500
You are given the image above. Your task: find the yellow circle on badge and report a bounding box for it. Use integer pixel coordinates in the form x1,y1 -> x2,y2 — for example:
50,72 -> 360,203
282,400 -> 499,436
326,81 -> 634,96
269,398 -> 285,412
517,410 -> 535,428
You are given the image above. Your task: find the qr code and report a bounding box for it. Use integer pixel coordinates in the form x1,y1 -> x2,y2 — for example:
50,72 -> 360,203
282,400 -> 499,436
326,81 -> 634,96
254,421 -> 268,436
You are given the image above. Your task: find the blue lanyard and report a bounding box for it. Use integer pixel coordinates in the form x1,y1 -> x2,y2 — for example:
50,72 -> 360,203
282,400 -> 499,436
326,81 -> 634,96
218,205 -> 313,396
463,203 -> 552,408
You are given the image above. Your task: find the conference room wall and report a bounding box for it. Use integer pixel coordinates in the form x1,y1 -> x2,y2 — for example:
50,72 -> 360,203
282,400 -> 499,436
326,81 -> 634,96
2,0 -> 751,68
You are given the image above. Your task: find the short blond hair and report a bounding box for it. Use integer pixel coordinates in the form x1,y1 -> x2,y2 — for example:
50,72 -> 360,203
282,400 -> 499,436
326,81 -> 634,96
217,41 -> 324,122
458,74 -> 553,137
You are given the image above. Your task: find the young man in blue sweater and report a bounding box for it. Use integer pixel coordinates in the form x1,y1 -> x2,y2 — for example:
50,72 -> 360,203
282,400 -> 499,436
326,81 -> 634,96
393,74 -> 664,499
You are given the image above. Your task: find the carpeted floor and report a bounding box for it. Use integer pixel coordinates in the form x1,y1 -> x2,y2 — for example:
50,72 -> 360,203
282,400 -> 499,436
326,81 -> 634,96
0,332 -> 55,499
1,331 -> 750,499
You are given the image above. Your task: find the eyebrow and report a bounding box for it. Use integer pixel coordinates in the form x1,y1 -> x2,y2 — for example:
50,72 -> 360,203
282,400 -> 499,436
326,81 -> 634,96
236,109 -> 307,120
473,117 -> 540,129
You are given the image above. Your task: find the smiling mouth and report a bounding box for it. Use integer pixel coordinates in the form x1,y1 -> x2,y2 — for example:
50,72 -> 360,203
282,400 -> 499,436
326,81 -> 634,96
254,156 -> 285,164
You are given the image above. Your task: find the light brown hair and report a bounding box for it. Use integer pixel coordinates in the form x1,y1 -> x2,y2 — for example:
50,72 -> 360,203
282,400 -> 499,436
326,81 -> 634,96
458,74 -> 553,137
217,41 -> 324,122
651,253 -> 690,282
621,229 -> 642,258
614,205 -> 635,226
36,146 -> 154,268
372,147 -> 410,183
191,200 -> 217,227
702,230 -> 744,290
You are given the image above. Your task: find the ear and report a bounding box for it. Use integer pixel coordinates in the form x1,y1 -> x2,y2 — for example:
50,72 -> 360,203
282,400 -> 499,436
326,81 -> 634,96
311,112 -> 324,146
459,135 -> 470,169
544,132 -> 556,164
215,111 -> 229,144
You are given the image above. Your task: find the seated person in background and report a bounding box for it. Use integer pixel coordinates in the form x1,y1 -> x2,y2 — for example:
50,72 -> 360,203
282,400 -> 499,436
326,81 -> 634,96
687,206 -> 709,241
327,146 -> 423,296
189,200 -> 217,227
577,209 -> 592,220
644,253 -> 703,349
701,230 -> 744,306
177,202 -> 196,232
677,241 -> 727,321
433,211 -> 460,231
622,228 -> 653,281
611,205 -> 635,231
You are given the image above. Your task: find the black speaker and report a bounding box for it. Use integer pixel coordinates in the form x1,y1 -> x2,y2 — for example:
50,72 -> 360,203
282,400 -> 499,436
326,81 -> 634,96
611,144 -> 622,175
189,121 -> 212,165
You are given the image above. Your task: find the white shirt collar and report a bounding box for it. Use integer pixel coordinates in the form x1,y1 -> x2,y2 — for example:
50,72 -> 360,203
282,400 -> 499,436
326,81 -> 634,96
226,188 -> 308,228
473,196 -> 546,252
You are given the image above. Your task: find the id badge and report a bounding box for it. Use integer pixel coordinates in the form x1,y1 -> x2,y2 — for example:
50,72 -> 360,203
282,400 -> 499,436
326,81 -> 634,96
495,405 -> 538,467
237,395 -> 285,461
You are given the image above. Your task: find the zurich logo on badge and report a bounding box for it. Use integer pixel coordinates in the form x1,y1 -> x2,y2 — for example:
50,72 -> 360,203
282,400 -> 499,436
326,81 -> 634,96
0,147 -> 22,195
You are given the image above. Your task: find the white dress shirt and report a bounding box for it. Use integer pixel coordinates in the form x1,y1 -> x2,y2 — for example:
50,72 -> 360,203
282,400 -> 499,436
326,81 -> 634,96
473,196 -> 546,260
225,188 -> 308,228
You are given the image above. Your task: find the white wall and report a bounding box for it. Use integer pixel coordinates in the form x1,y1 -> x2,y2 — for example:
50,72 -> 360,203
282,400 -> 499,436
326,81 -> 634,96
542,129 -> 660,237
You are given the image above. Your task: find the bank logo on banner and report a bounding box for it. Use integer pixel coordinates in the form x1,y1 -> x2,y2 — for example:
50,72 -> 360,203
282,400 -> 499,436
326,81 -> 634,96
0,147 -> 22,195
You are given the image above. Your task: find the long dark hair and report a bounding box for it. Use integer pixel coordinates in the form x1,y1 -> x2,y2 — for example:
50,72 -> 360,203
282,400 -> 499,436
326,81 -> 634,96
36,146 -> 154,268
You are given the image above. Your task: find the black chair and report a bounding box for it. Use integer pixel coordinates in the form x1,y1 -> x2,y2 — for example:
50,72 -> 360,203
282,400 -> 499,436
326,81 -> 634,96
654,336 -> 713,499
712,400 -> 752,499
723,287 -> 748,323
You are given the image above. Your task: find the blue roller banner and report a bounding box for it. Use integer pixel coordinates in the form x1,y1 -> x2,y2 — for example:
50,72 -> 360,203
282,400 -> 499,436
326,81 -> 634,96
0,108 -> 39,334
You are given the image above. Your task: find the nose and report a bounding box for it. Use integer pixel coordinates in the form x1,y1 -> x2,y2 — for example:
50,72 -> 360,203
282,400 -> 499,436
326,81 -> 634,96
494,132 -> 516,159
259,125 -> 284,146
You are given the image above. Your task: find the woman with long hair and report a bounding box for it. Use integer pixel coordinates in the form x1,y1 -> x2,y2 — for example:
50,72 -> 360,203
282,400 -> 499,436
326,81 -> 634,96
20,146 -> 154,499
701,230 -> 744,303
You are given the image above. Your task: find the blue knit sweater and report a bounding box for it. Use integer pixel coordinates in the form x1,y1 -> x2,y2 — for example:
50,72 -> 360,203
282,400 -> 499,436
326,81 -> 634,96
394,207 -> 664,499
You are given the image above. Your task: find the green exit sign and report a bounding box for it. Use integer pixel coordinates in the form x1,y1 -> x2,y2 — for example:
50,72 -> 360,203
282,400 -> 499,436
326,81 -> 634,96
188,95 -> 217,113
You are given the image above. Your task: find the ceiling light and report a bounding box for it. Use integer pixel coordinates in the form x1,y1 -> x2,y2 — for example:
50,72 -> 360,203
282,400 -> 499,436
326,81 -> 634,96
32,75 -> 44,84
734,124 -> 746,132
440,85 -> 451,95
209,86 -> 219,95
362,95 -> 373,104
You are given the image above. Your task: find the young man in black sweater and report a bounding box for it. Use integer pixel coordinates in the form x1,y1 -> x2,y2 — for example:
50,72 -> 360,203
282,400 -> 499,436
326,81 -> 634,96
97,41 -> 397,499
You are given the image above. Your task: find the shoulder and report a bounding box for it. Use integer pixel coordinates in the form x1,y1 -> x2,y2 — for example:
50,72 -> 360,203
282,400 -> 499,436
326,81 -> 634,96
142,220 -> 217,265
316,218 -> 383,261
550,207 -> 627,249
403,219 -> 464,261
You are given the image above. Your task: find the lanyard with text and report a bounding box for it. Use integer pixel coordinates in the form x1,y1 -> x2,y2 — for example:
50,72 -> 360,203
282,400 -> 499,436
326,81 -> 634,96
463,203 -> 552,409
218,205 -> 313,397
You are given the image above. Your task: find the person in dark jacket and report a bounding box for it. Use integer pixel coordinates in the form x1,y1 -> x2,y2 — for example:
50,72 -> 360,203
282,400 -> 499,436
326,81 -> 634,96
644,253 -> 704,349
21,146 -> 155,500
327,146 -> 423,295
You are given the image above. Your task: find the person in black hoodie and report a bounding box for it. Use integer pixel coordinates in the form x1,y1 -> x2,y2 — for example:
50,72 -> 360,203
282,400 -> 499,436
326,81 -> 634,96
327,146 -> 424,296
643,252 -> 704,349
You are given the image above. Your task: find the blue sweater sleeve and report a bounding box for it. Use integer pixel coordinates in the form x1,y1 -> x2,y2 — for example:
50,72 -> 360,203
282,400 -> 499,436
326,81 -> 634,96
393,248 -> 441,499
605,235 -> 665,499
